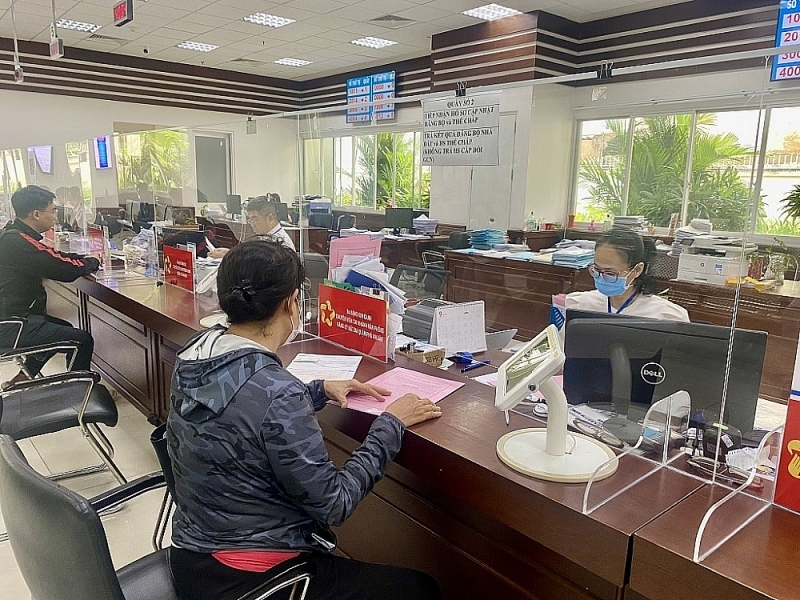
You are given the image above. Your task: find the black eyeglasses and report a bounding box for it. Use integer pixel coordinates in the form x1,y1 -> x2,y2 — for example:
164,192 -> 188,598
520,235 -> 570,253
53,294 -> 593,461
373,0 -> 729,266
686,456 -> 763,490
587,263 -> 632,283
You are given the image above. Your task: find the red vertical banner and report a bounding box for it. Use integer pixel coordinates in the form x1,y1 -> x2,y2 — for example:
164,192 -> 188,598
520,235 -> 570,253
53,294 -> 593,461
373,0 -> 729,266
88,226 -> 105,253
163,245 -> 195,292
318,284 -> 389,362
775,399 -> 800,512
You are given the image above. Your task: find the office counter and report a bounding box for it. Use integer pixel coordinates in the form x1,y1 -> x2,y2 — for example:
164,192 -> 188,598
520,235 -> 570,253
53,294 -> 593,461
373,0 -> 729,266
629,484 -> 799,600
46,275 -> 712,600
444,251 -> 800,404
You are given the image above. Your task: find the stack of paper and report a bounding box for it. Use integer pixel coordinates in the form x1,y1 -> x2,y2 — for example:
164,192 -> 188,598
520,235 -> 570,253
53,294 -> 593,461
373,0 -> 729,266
613,215 -> 646,231
332,256 -> 406,314
552,246 -> 594,268
286,354 -> 362,383
339,228 -> 384,239
413,215 -> 438,235
345,367 -> 464,415
469,229 -> 505,250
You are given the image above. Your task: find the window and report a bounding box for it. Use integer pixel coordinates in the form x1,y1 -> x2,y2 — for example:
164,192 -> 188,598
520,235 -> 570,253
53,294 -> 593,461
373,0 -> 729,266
304,130 -> 430,210
575,110 -> 765,233
758,107 -> 800,237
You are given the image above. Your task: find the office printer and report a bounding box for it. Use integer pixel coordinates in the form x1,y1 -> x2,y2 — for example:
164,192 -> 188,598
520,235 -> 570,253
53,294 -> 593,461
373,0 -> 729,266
402,299 -> 452,340
677,236 -> 756,286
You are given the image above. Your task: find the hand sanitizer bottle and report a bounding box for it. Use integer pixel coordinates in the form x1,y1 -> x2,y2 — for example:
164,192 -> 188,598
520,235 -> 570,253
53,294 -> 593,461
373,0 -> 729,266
524,212 -> 539,232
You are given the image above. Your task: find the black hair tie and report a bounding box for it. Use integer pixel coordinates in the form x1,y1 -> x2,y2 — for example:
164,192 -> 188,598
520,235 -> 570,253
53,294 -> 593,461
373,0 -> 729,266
231,279 -> 255,302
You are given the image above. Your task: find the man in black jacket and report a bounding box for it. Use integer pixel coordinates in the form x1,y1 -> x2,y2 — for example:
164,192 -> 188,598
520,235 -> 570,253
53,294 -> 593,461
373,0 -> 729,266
0,185 -> 102,388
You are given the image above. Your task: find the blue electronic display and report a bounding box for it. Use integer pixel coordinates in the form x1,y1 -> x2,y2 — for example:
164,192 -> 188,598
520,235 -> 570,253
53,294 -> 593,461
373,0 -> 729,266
94,136 -> 112,169
772,0 -> 800,81
346,71 -> 395,123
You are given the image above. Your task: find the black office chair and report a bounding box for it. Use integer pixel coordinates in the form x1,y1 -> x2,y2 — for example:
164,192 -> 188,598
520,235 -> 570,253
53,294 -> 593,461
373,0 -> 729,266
336,214 -> 356,231
390,265 -> 450,300
0,370 -> 124,483
150,423 -> 175,551
448,231 -> 471,250
0,435 -> 315,600
421,251 -> 445,270
302,253 -> 330,301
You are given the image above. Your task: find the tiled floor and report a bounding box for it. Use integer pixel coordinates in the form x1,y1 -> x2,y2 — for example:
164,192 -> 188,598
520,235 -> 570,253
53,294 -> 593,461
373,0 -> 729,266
0,358 -> 165,600
0,355 -> 790,599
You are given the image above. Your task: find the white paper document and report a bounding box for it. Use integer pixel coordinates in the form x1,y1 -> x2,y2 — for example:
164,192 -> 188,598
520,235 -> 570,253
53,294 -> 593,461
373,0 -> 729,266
286,354 -> 362,383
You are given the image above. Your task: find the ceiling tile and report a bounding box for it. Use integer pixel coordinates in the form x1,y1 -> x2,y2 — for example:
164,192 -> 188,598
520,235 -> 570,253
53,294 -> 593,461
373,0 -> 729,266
284,0 -> 347,14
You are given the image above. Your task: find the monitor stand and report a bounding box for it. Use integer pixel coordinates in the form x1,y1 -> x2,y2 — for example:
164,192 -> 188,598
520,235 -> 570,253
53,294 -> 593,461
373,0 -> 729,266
496,378 -> 619,483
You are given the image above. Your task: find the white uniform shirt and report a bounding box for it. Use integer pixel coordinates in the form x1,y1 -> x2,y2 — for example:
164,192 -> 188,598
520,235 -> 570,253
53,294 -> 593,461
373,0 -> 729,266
566,289 -> 690,322
264,224 -> 296,252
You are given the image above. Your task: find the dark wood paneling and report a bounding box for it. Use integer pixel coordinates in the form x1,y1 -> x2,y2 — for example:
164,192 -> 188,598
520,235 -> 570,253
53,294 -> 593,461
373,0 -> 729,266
381,236 -> 449,269
43,280 -> 81,329
86,296 -> 156,420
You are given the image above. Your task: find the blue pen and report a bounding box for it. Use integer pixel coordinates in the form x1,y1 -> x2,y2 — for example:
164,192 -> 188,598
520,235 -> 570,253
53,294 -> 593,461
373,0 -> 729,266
461,360 -> 490,373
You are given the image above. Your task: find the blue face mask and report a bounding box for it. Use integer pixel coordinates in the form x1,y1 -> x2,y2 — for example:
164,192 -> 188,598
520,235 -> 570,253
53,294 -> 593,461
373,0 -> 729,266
593,274 -> 630,297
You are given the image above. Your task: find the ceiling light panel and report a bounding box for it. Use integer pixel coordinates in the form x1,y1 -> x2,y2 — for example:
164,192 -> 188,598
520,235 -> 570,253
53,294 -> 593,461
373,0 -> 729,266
177,41 -> 219,52
274,58 -> 312,67
351,37 -> 397,49
462,4 -> 522,21
56,19 -> 101,33
242,13 -> 296,28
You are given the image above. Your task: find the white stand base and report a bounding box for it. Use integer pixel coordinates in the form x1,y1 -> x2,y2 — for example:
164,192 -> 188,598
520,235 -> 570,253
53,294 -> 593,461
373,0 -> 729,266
497,428 -> 619,483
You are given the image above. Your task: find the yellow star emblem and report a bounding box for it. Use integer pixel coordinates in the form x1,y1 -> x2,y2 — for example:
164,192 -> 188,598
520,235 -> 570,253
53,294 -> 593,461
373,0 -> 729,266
320,300 -> 336,327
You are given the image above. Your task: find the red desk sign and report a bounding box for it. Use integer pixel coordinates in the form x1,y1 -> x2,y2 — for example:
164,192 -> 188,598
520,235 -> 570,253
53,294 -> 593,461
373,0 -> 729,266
163,245 -> 195,292
88,225 -> 105,253
775,398 -> 800,513
318,284 -> 389,362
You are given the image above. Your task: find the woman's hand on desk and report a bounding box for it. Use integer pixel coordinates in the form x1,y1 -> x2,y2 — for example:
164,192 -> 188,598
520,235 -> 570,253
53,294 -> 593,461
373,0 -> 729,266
385,394 -> 442,427
324,379 -> 390,409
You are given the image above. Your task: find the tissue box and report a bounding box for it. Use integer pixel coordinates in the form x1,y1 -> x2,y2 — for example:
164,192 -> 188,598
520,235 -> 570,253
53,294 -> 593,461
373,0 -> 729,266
397,345 -> 446,367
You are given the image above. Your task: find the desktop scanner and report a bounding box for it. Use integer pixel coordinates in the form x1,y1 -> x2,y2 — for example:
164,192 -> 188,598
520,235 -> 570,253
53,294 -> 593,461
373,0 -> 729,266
495,325 -> 618,483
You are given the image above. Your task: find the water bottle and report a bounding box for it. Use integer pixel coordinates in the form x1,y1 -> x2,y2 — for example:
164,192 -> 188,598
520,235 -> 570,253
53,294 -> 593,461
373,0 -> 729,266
524,211 -> 538,232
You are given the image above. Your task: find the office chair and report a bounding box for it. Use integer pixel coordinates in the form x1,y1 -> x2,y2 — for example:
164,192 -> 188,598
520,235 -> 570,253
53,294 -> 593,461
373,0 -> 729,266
0,435 -> 315,600
303,253 -> 330,300
150,423 -> 175,551
390,265 -> 450,300
448,231 -> 471,250
421,251 -> 446,270
336,213 -> 356,231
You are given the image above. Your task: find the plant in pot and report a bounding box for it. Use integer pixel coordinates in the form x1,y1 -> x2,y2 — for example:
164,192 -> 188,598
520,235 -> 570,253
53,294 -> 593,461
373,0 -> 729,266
750,236 -> 799,286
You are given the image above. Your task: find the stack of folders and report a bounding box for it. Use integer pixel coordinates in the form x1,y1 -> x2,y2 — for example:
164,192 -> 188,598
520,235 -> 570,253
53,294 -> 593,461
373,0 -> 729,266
412,215 -> 438,235
552,246 -> 594,268
469,229 -> 505,250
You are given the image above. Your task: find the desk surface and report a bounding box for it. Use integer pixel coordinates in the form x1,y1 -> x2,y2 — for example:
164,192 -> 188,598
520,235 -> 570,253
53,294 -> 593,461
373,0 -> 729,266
630,483 -> 800,600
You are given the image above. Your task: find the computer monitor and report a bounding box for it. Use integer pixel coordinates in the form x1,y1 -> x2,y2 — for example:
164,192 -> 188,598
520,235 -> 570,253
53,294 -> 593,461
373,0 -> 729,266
385,207 -> 413,234
563,316 -> 767,434
226,194 -> 242,216
275,202 -> 289,222
160,228 -> 209,258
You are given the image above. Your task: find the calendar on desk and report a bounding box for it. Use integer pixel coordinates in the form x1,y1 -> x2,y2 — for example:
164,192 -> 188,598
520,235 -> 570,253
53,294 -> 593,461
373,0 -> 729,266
431,301 -> 487,355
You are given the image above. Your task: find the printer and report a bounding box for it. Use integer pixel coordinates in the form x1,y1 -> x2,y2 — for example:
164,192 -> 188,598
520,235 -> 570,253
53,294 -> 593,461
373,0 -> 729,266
677,236 -> 756,286
402,299 -> 451,341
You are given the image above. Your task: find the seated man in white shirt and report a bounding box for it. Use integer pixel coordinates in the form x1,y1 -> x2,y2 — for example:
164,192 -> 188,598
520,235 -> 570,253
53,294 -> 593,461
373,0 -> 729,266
566,227 -> 689,322
209,196 -> 295,258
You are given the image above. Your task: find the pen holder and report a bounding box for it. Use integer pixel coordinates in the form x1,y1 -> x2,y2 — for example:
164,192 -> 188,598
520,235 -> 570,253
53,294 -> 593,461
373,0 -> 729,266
397,347 -> 446,368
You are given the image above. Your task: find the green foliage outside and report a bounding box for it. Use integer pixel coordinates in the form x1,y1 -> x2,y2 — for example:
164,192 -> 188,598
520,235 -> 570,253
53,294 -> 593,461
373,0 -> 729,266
580,115 -> 757,230
350,133 -> 430,210
116,130 -> 191,194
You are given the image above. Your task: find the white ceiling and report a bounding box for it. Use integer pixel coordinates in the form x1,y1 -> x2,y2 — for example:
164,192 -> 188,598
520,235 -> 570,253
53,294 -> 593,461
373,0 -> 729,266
0,0 -> 687,81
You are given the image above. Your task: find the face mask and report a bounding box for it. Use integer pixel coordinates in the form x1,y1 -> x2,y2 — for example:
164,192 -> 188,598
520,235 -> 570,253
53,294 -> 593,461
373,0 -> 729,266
593,272 -> 631,297
284,297 -> 302,345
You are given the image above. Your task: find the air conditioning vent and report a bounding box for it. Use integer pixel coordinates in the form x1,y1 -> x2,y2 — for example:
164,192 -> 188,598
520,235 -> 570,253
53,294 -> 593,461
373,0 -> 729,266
369,14 -> 415,29
87,34 -> 126,44
229,58 -> 265,66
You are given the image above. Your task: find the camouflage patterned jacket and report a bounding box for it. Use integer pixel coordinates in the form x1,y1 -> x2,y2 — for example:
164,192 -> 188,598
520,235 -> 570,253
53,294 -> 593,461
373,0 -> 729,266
166,327 -> 405,553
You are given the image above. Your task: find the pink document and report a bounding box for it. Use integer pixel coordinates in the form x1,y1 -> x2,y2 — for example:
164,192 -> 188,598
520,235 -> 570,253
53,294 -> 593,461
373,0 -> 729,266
345,367 -> 464,415
328,236 -> 382,278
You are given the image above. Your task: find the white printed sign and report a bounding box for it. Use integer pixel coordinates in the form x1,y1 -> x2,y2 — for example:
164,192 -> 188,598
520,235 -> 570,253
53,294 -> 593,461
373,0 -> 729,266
421,93 -> 501,167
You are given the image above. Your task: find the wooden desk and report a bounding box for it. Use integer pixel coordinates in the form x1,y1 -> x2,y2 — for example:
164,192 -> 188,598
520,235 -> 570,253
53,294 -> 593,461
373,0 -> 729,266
629,484 -> 800,600
444,251 -> 800,403
380,235 -> 450,268
46,276 -> 708,600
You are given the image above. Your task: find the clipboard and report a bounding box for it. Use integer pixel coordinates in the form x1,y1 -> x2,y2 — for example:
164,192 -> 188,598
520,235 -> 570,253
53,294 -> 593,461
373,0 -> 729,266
431,301 -> 486,355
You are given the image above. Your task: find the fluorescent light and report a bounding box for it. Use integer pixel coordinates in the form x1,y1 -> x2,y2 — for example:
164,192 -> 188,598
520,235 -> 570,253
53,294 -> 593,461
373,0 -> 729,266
177,41 -> 219,52
462,4 -> 522,21
243,13 -> 296,28
351,37 -> 398,49
274,58 -> 312,67
56,19 -> 101,33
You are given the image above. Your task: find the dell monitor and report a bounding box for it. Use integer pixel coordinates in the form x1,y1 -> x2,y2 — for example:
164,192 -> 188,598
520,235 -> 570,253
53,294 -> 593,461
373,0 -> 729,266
563,316 -> 767,434
226,194 -> 242,216
385,207 -> 414,234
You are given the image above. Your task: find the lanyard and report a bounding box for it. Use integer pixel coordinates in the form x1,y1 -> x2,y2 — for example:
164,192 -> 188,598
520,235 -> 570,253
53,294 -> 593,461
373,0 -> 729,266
608,292 -> 638,315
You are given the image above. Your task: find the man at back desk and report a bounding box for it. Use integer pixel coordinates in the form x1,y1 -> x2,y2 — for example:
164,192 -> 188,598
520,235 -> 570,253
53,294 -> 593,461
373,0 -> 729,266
0,185 -> 102,389
209,196 -> 295,258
